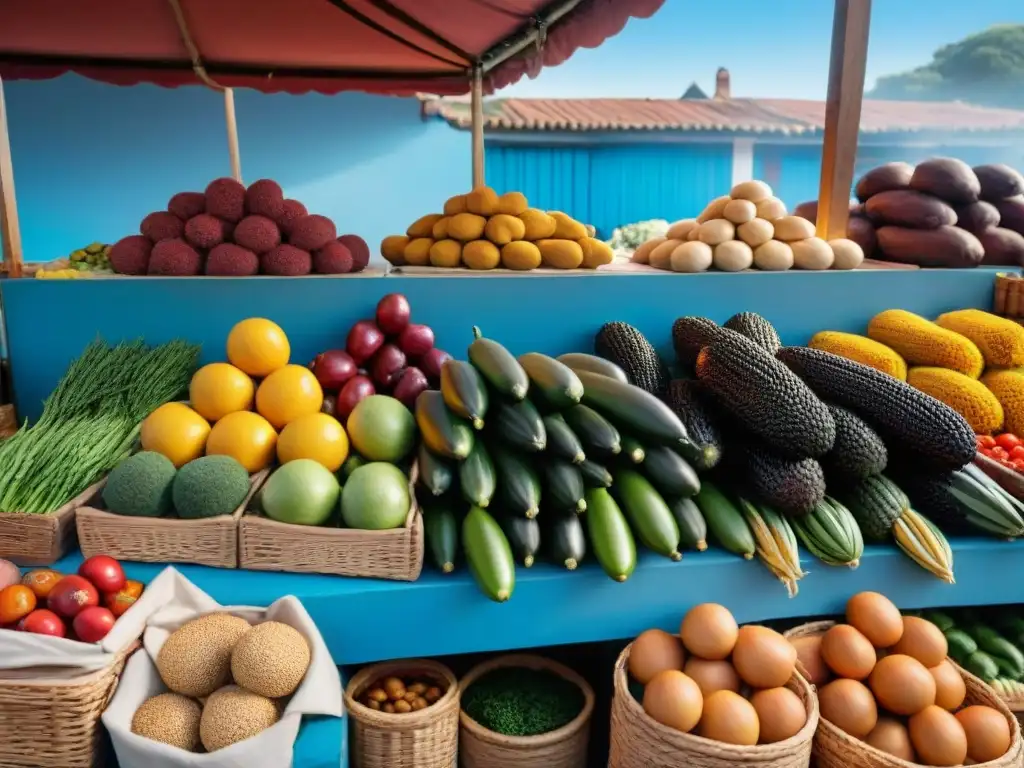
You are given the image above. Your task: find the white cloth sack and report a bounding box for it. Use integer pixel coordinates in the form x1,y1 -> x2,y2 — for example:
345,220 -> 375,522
102,566 -> 343,768
0,566 -> 184,677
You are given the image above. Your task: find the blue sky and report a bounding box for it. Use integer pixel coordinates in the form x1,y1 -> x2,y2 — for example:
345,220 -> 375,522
500,0 -> 1024,99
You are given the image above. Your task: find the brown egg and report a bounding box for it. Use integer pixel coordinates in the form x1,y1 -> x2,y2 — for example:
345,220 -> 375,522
699,690 -> 760,746
865,717 -> 916,761
684,657 -> 741,697
821,624 -> 877,680
630,629 -> 686,685
909,705 -> 968,767
869,654 -> 936,715
956,705 -> 1012,763
642,670 -> 703,733
930,660 -> 967,711
790,635 -> 831,686
845,592 -> 904,648
732,625 -> 797,688
680,604 -> 739,660
818,678 -> 878,738
750,687 -> 807,743
892,616 -> 948,668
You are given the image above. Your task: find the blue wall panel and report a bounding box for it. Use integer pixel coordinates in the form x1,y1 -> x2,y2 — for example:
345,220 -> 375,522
2,75 -> 470,264
486,142 -> 732,237
753,144 -> 823,211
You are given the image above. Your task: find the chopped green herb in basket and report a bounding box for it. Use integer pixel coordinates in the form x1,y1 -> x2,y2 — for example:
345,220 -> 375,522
462,666 -> 584,737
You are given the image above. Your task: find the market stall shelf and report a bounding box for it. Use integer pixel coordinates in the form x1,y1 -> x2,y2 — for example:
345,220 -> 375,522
0,479 -> 101,566
76,469 -> 268,569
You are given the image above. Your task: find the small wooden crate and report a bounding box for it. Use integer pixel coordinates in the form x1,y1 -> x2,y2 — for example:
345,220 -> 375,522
0,480 -> 103,566
76,470 -> 268,569
0,404 -> 16,439
994,272 -> 1024,319
239,464 -> 423,581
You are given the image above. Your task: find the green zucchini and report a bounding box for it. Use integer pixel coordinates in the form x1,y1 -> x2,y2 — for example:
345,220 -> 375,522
584,488 -> 637,581
417,443 -> 453,497
642,446 -> 700,498
564,404 -> 621,457
579,459 -> 613,489
463,505 -> 516,602
965,650 -> 1000,682
423,503 -> 459,574
921,610 -> 956,633
972,626 -> 1024,678
546,510 -> 587,570
498,514 -> 541,568
543,459 -> 587,513
440,360 -> 489,430
669,497 -> 707,551
613,468 -> 681,560
518,353 -> 584,410
459,440 -> 496,508
619,435 -> 645,464
490,443 -> 542,519
492,398 -> 547,452
543,416 -> 586,464
468,327 -> 529,400
695,480 -> 756,559
556,353 -> 630,384
945,628 -> 978,663
790,497 -> 863,568
415,390 -> 474,460
574,369 -> 708,466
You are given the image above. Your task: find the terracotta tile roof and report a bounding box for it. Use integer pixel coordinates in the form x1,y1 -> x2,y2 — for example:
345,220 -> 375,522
422,96 -> 1024,135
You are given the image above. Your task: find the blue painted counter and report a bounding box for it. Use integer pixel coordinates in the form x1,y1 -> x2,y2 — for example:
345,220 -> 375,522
0,268 -> 1001,421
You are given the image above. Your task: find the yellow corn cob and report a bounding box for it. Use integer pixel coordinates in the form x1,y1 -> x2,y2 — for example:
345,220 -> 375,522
907,366 -> 1004,434
868,309 -> 984,378
935,308 -> 1024,369
982,369 -> 1024,435
808,330 -> 908,380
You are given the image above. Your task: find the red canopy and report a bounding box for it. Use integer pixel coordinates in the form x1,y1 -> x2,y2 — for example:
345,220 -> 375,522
0,0 -> 664,96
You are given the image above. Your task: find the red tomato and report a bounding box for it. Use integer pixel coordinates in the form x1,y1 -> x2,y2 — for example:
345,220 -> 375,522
1010,446 -> 1024,461
78,556 -> 126,594
0,584 -> 37,625
997,433 -> 1023,451
22,569 -> 62,600
978,435 -> 997,448
73,606 -> 115,643
47,576 -> 100,618
104,580 -> 144,618
991,447 -> 1010,460
18,609 -> 67,638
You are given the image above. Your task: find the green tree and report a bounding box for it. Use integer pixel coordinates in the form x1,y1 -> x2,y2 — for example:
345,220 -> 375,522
869,24 -> 1024,108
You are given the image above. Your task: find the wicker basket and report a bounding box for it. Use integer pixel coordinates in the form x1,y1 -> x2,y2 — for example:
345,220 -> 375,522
785,621 -> 1024,768
239,462 -> 423,581
994,273 -> 1024,319
345,658 -> 460,768
0,403 -> 15,439
0,643 -> 137,768
75,469 -> 268,569
0,479 -> 103,566
459,653 -> 595,768
995,687 -> 1024,727
609,642 -> 817,768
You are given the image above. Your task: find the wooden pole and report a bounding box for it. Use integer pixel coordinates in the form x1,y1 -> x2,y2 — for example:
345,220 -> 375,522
816,0 -> 872,240
223,88 -> 242,183
471,66 -> 485,188
0,77 -> 23,278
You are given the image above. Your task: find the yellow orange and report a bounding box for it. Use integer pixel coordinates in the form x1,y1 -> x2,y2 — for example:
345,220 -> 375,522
205,411 -> 278,472
189,363 -> 255,422
255,364 -> 324,429
140,402 -> 211,468
277,413 -> 350,472
226,318 -> 290,377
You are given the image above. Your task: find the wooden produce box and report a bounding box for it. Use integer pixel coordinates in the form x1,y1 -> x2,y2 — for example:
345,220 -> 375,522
0,480 -> 103,566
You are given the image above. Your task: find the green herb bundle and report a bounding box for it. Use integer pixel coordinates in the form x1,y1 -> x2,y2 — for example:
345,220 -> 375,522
0,339 -> 199,514
462,666 -> 584,737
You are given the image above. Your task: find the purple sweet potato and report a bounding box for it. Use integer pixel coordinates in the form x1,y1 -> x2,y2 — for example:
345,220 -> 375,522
954,200 -> 1001,235
995,196 -> 1024,236
855,162 -> 913,202
909,157 -> 981,205
876,225 -> 983,268
979,227 -> 1024,267
864,189 -> 957,229
974,164 -> 1024,201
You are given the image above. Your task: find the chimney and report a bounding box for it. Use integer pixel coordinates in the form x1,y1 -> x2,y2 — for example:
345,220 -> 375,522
714,67 -> 731,100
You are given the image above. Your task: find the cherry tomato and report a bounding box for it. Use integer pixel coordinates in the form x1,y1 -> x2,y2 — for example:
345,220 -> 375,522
997,433 -> 1022,451
47,575 -> 99,618
991,447 -> 1010,460
1010,446 -> 1024,461
104,580 -> 144,618
0,584 -> 37,625
73,606 -> 115,643
978,435 -> 997,449
1013,460 -> 1024,472
22,569 -> 62,600
78,556 -> 126,594
17,609 -> 67,638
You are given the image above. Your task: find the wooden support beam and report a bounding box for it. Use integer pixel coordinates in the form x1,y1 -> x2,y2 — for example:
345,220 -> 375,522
0,77 -> 23,278
471,66 -> 485,188
223,88 -> 242,183
816,0 -> 872,241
